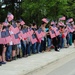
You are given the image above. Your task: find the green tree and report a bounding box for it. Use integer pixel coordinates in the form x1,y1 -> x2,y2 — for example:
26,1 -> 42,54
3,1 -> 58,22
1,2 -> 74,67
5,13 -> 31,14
66,0 -> 75,19
1,0 -> 75,23
21,0 -> 69,25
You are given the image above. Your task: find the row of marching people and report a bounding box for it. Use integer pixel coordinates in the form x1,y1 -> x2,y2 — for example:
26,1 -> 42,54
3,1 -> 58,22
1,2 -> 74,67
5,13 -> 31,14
0,14 -> 75,66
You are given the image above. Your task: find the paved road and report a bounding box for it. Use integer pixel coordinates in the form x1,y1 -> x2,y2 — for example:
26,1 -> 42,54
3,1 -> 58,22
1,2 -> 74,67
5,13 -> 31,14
48,58 -> 75,75
27,52 -> 75,75
0,45 -> 75,75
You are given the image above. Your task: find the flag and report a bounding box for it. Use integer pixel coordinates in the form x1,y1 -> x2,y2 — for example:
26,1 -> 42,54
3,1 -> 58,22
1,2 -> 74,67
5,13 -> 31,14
11,33 -> 20,45
5,30 -> 11,44
66,21 -> 69,25
25,28 -> 31,37
1,31 -> 6,38
1,31 -> 6,44
21,28 -> 30,38
53,28 -> 60,36
30,34 -> 37,44
35,28 -> 42,39
10,24 -> 19,34
18,31 -> 23,40
42,18 -> 49,24
49,30 -> 56,38
51,21 -> 55,25
59,16 -> 66,21
12,20 -> 16,25
52,26 -> 57,30
0,38 -> 6,44
63,28 -> 68,37
4,30 -> 11,44
19,19 -> 25,25
58,22 -> 65,26
21,29 -> 26,34
71,21 -> 74,25
7,12 -> 14,22
28,28 -> 34,36
68,26 -> 74,32
0,30 -> 12,44
52,26 -> 60,36
41,31 -> 46,37
67,18 -> 73,23
21,29 -> 27,39
2,18 -> 9,26
12,23 -> 17,28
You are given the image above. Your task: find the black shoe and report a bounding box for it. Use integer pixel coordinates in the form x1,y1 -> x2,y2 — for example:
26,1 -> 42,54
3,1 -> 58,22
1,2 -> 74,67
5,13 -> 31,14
0,64 -> 2,66
1,61 -> 6,64
6,59 -> 12,62
12,57 -> 16,60
28,54 -> 31,56
17,55 -> 21,58
55,50 -> 59,52
0,62 -> 2,66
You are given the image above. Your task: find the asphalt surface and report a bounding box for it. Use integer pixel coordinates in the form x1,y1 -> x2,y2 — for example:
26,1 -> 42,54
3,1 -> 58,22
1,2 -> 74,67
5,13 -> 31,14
26,48 -> 75,75
47,57 -> 75,75
0,45 -> 75,75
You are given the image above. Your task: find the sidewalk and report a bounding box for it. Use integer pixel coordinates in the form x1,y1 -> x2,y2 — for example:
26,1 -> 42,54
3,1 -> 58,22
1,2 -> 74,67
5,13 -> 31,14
0,45 -> 75,75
